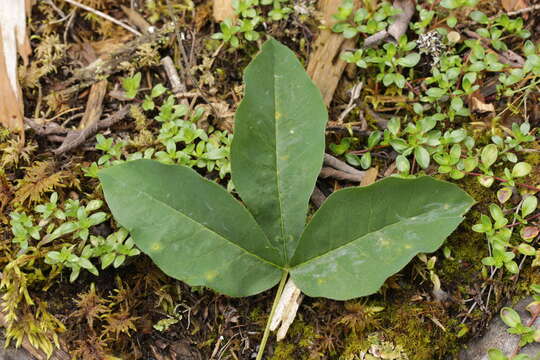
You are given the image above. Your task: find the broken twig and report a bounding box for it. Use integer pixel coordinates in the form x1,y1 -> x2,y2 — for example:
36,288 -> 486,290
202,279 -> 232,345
324,153 -> 365,178
52,106 -> 130,155
161,56 -> 187,94
310,186 -> 326,208
320,167 -> 364,182
62,0 -> 142,36
363,0 -> 415,48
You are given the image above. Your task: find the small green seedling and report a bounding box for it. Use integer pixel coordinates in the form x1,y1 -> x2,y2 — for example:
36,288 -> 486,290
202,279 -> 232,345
122,72 -> 142,99
99,39 -> 474,358
500,305 -> 540,347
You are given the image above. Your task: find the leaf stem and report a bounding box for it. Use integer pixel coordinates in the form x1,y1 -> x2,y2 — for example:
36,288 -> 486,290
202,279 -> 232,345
256,271 -> 288,360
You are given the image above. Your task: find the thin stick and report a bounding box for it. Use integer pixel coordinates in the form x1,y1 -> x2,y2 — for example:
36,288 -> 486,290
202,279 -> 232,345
508,4 -> 540,16
62,0 -> 142,36
165,0 -> 219,117
256,271 -> 288,360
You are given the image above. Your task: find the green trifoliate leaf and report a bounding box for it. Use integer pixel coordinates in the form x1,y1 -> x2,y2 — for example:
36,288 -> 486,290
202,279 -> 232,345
231,38 -> 328,262
99,160 -> 283,297
99,39 -> 475,304
289,177 -> 474,300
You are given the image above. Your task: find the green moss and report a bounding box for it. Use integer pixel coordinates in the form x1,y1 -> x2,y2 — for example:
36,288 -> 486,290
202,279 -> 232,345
340,333 -> 370,360
271,343 -> 298,360
522,150 -> 540,188
380,302 -> 459,360
266,320 -> 320,360
340,332 -> 410,360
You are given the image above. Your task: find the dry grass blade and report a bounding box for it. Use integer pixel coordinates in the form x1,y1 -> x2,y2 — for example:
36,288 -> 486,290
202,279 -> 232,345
0,0 -> 31,139
62,0 -> 142,36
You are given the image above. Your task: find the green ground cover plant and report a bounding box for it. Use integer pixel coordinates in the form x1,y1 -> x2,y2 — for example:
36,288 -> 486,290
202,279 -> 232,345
99,38 -> 474,358
1,0 -> 538,358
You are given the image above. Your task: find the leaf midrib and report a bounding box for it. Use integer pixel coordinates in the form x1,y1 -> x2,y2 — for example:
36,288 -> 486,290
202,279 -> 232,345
107,175 -> 284,270
271,42 -> 288,262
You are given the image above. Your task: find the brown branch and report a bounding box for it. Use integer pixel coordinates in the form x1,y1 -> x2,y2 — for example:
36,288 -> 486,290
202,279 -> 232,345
320,167 -> 364,182
324,153 -> 365,179
52,105 -> 130,155
26,118 -> 68,135
161,56 -> 186,94
363,0 -> 415,48
310,186 -> 326,208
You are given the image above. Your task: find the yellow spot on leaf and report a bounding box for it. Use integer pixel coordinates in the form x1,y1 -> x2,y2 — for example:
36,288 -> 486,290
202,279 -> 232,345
205,270 -> 219,281
150,242 -> 162,252
378,236 -> 390,248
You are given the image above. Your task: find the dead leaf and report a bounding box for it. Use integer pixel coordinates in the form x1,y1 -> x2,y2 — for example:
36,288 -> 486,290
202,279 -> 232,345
471,96 -> 495,113
197,102 -> 235,132
501,0 -> 529,13
360,167 -> 378,187
0,0 -> 31,137
213,0 -> 236,22
195,1 -> 214,31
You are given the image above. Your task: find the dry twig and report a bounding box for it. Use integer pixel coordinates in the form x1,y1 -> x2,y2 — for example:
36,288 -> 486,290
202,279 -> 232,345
161,56 -> 187,94
62,0 -> 142,36
310,186 -> 326,208
52,106 -> 130,155
364,0 -> 415,48
324,153 -> 365,179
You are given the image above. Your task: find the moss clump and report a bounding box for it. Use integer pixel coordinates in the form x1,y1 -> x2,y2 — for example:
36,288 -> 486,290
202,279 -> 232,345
269,320 -> 319,359
379,301 -> 459,360
340,333 -> 370,360
340,332 -> 409,360
271,343 -> 298,360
